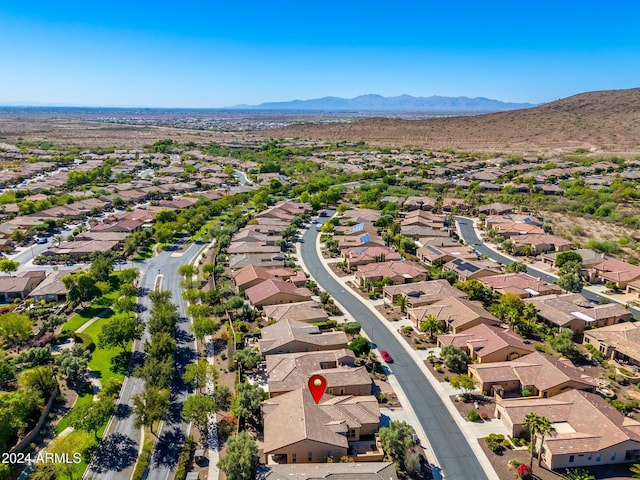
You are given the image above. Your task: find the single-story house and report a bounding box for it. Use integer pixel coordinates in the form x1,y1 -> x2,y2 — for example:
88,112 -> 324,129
523,293 -> 632,334
0,270 -> 46,302
591,258 -> 640,290
583,322 -> 640,367
495,389 -> 640,470
437,323 -> 534,363
258,319 -> 349,355
417,244 -> 477,266
266,350 -> 370,397
355,261 -> 428,288
469,351 -> 596,399
341,246 -> 401,269
28,269 -> 76,303
262,388 -> 382,464
262,301 -> 329,324
410,296 -> 501,333
442,258 -> 502,282
265,462 -> 398,480
245,279 -> 313,308
479,273 -> 562,298
383,279 -> 467,308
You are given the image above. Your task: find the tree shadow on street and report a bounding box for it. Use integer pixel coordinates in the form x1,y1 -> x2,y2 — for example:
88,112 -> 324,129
89,433 -> 138,473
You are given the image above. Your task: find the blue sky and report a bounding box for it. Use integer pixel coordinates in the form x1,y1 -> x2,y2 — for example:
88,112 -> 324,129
1,1 -> 639,107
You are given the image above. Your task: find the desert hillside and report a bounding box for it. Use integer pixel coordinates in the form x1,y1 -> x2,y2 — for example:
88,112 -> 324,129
265,88 -> 640,156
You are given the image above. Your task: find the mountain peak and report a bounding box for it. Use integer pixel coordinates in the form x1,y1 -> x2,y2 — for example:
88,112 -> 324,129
235,94 -> 536,113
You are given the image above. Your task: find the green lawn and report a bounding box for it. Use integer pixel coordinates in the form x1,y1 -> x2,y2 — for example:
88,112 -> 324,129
82,313 -> 129,384
55,383 -> 94,435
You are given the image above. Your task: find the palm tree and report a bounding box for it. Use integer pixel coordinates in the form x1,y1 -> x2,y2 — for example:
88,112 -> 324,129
419,314 -> 442,342
394,295 -> 408,313
631,463 -> 640,479
562,468 -> 595,480
523,412 -> 555,471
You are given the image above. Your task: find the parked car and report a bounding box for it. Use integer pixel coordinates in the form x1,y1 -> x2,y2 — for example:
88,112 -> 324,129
36,237 -> 48,244
380,350 -> 393,363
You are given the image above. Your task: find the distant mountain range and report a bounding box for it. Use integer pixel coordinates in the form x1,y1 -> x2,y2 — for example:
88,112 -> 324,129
234,94 -> 537,112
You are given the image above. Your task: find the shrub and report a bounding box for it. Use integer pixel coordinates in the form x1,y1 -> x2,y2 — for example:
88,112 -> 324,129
484,433 -> 505,453
517,464 -> 532,479
534,344 -> 549,353
443,375 -> 449,382
467,410 -> 482,422
511,437 -> 521,447
132,441 -> 154,480
342,322 -> 361,335
521,389 -> 532,397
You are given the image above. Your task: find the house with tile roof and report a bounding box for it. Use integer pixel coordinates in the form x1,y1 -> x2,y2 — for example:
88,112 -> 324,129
258,319 -> 349,355
262,388 -> 382,464
437,323 -> 534,363
479,273 -> 562,298
245,279 -> 313,308
523,293 -> 632,334
469,351 -> 596,399
341,245 -> 401,269
495,389 -> 640,469
383,279 -> 467,308
0,271 -> 46,303
354,261 -> 427,288
265,462 -> 398,480
408,296 -> 501,333
510,234 -> 573,255
442,258 -> 502,282
232,265 -> 297,291
592,258 -> 640,289
266,349 -> 370,397
262,301 -> 328,324
583,322 -> 640,367
417,244 -> 477,266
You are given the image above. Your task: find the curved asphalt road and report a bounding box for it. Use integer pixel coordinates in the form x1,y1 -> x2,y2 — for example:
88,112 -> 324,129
455,216 -> 640,319
301,214 -> 489,480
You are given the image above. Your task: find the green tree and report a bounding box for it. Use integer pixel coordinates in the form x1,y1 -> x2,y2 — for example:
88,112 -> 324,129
112,295 -> 136,317
440,345 -> 470,373
214,385 -> 232,411
0,259 -> 19,276
143,332 -> 176,360
630,463 -> 640,478
504,261 -> 527,273
549,328 -> 579,359
556,251 -> 583,269
32,430 -> 94,480
0,359 -> 15,383
379,420 -> 415,470
453,279 -> 495,306
90,254 -> 114,282
348,336 -> 371,356
394,294 -> 408,313
42,313 -> 66,332
54,344 -> 91,381
18,366 -> 57,399
135,356 -> 174,390
99,316 -> 142,353
63,271 -> 101,307
0,312 -> 33,344
192,316 -> 218,340
178,264 -> 197,288
183,359 -> 218,394
133,386 -> 170,437
450,374 -> 476,400
233,348 -> 262,371
419,314 -> 443,341
556,272 -> 583,293
181,394 -> 217,438
342,321 -> 362,335
217,431 -> 259,480
69,396 -> 115,439
119,267 -> 140,284
233,382 -> 264,424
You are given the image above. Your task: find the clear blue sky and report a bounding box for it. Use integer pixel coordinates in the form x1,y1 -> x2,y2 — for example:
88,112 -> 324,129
1,1 -> 639,107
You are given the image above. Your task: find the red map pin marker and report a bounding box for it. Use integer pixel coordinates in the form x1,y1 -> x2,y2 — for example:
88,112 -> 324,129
308,374 -> 327,404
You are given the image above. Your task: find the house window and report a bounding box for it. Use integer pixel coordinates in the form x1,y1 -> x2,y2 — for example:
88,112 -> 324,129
308,452 -> 313,461
611,452 -> 616,461
291,453 -> 297,463
569,455 -> 574,463
348,429 -> 356,439
596,453 -> 601,462
587,454 -> 592,460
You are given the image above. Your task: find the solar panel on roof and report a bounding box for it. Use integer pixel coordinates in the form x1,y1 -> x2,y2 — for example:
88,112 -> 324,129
426,245 -> 441,254
453,259 -> 480,272
352,223 -> 365,233
523,217 -> 532,223
360,233 -> 371,243
354,247 -> 366,254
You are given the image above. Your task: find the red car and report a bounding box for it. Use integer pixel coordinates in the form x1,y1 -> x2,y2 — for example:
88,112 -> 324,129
380,350 -> 393,363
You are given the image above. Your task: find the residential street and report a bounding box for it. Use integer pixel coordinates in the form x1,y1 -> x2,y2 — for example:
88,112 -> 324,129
299,213 -> 492,480
454,216 -> 640,319
85,242 -> 201,480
